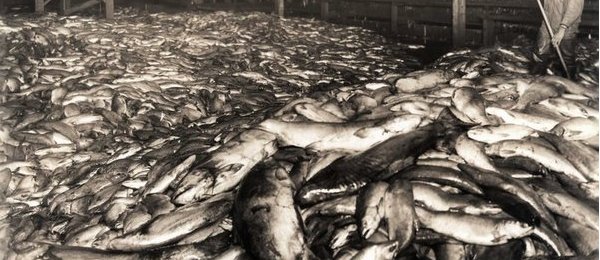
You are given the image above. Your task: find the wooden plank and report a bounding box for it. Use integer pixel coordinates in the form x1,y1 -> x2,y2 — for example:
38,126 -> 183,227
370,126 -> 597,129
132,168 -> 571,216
105,0 -> 114,20
391,2 -> 398,33
35,0 -> 45,13
321,0 -> 329,20
452,0 -> 466,47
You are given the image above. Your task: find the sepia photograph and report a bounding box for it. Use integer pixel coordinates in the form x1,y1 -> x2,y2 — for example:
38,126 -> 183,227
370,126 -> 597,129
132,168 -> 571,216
0,0 -> 598,259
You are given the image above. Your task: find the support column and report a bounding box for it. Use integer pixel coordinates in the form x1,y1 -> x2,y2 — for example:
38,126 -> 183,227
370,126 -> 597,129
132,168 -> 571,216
35,0 -> 45,14
482,18 -> 495,46
452,0 -> 466,48
60,0 -> 70,15
275,0 -> 284,17
105,0 -> 114,20
321,0 -> 329,20
391,2 -> 398,33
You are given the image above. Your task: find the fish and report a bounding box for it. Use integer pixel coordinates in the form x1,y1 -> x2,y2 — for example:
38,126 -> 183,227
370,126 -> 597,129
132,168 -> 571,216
454,133 -> 498,172
233,163 -> 316,260
356,182 -> 388,239
485,140 -> 588,183
47,245 -> 140,260
538,98 -> 599,119
532,223 -> 575,257
538,75 -> 599,99
415,207 -> 533,246
382,178 -> 416,252
395,69 -> 456,93
173,129 -> 277,204
349,241 -> 399,260
467,124 -> 537,144
451,87 -> 491,125
301,195 -> 357,220
399,165 -> 483,195
412,182 -> 501,215
296,123 -> 442,206
107,193 -> 232,251
433,242 -> 471,260
329,224 -> 358,249
512,80 -> 564,110
539,133 -> 598,182
143,155 -> 196,196
529,179 -> 598,231
259,114 -> 429,152
470,240 -> 525,260
485,107 -> 559,132
556,215 -> 599,256
294,103 -> 345,123
458,164 -> 558,231
551,117 -> 599,141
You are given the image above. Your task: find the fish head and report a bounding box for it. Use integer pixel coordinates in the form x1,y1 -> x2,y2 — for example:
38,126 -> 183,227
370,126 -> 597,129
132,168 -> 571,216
467,126 -> 493,136
483,143 -> 502,156
381,114 -> 425,133
504,220 -> 534,238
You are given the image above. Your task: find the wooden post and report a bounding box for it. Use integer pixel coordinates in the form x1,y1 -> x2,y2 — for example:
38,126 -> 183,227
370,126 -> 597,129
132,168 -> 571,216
321,0 -> 329,20
35,0 -> 45,13
275,0 -> 284,17
391,2 -> 398,33
482,18 -> 495,46
105,0 -> 114,20
452,0 -> 466,48
60,0 -> 70,15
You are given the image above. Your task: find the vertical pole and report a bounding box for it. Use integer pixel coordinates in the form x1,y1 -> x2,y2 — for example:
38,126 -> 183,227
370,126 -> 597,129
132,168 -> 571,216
276,0 -> 284,17
60,0 -> 70,15
321,0 -> 329,20
35,0 -> 44,14
105,0 -> 114,20
482,18 -> 495,46
391,1 -> 398,33
452,0 -> 466,48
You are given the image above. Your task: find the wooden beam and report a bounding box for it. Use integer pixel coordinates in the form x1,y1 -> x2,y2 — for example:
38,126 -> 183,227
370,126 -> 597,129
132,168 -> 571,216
35,0 -> 45,13
391,2 -> 398,33
275,0 -> 284,17
321,0 -> 329,20
105,0 -> 114,20
452,0 -> 466,47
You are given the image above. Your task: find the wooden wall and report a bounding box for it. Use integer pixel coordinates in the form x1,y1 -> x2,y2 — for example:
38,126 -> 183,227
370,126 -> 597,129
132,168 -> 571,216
193,0 -> 599,47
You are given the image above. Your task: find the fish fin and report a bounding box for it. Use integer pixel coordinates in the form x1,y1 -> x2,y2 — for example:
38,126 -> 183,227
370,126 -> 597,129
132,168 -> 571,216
490,235 -> 508,244
354,127 -> 385,138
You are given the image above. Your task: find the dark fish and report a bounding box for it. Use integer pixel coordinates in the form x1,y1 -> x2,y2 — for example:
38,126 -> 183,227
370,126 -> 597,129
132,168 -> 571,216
433,242 -> 471,260
491,156 -> 548,176
458,164 -> 558,232
383,178 -> 417,252
296,124 -> 442,206
233,163 -> 316,260
471,240 -> 525,260
399,165 -> 483,195
47,245 -> 140,260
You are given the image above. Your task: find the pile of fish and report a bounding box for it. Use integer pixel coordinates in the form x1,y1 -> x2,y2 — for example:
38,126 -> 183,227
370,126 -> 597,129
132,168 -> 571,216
0,7 -> 599,260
